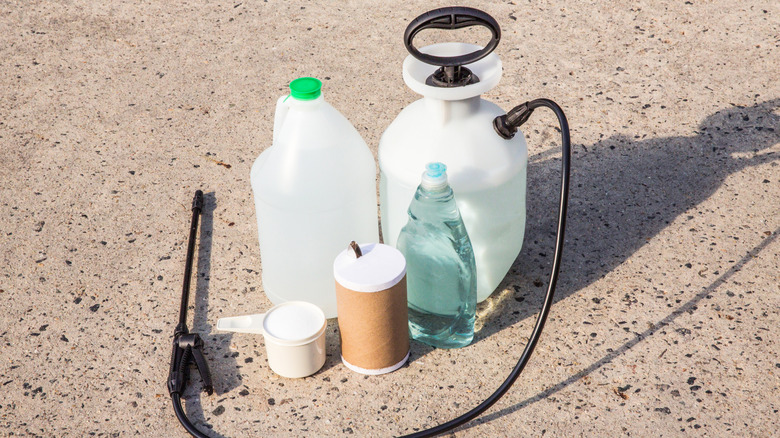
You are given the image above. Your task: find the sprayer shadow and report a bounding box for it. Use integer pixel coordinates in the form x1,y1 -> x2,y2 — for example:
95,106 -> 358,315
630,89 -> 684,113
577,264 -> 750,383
441,99 -> 779,426
473,99 -> 778,342
179,192 -> 238,438
460,226 -> 778,432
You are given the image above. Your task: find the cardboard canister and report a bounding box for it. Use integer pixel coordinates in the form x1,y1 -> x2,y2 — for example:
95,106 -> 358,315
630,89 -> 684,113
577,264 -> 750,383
333,242 -> 409,375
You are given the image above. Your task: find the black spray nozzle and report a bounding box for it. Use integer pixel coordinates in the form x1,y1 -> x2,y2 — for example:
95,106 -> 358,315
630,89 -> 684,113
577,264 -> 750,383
192,190 -> 203,212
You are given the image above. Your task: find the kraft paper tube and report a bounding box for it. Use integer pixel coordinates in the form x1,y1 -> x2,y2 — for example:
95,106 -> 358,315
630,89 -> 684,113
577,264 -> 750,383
333,242 -> 409,375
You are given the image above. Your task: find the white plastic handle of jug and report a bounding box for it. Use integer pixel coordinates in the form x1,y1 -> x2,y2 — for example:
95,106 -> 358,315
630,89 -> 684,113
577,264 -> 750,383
272,95 -> 290,145
216,313 -> 266,334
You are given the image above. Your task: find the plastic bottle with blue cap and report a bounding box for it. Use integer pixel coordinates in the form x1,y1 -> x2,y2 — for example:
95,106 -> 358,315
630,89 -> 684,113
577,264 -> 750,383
396,162 -> 477,348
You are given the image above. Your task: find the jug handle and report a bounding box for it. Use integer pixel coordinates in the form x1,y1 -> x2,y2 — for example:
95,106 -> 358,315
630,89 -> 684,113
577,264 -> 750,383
272,95 -> 290,145
216,313 -> 266,334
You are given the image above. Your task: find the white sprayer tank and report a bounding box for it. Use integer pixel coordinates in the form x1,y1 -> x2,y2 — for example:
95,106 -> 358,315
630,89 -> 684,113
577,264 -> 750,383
251,77 -> 379,318
379,43 -> 527,302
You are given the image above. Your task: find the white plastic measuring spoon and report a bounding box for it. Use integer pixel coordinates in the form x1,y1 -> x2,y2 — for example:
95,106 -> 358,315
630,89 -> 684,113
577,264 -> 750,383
215,301 -> 327,378
216,313 -> 266,334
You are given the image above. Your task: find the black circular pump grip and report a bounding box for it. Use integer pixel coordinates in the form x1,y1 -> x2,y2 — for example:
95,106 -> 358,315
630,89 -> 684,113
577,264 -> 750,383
404,7 -> 501,67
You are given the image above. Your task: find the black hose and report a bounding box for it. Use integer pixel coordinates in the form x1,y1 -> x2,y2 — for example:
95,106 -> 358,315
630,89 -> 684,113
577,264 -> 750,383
173,394 -> 211,438
400,98 -> 570,437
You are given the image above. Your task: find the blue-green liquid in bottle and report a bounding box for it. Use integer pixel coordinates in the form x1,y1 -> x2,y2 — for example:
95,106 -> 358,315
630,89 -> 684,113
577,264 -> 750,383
397,163 -> 477,349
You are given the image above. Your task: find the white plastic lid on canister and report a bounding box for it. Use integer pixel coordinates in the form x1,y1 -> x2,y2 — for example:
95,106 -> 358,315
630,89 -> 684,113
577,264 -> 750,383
263,301 -> 326,345
333,243 -> 406,292
403,42 -> 502,101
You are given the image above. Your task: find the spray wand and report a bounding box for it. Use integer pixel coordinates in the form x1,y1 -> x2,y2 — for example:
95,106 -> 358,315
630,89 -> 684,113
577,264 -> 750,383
167,190 -> 214,438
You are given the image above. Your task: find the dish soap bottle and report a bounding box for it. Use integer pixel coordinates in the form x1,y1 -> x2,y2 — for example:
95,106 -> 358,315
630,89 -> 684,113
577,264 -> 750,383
396,162 -> 476,348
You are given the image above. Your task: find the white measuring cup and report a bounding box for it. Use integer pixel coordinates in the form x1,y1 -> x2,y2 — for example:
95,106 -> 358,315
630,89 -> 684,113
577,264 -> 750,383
216,301 -> 327,378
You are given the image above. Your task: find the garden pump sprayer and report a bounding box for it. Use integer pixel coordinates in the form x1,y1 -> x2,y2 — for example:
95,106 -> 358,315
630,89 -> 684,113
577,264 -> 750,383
379,7 -> 571,436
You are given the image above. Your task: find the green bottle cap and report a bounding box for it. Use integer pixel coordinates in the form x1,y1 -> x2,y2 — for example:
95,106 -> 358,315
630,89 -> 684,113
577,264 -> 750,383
289,77 -> 322,100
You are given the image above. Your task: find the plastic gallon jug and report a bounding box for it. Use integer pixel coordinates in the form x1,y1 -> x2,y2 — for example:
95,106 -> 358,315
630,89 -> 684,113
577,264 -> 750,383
397,163 -> 477,348
379,8 -> 527,302
251,77 -> 379,318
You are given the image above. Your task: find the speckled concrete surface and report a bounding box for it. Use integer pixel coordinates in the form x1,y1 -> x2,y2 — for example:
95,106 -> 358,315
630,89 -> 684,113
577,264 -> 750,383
1,1 -> 778,436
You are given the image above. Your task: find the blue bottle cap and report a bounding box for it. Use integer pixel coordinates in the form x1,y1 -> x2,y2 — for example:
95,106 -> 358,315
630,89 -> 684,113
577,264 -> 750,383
421,162 -> 448,191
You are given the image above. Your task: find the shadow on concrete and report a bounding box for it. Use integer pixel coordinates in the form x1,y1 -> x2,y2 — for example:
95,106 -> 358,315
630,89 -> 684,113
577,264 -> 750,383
474,99 -> 779,341
315,319 -> 348,375
441,98 -> 779,430
458,226 -> 777,432
179,191 -> 236,438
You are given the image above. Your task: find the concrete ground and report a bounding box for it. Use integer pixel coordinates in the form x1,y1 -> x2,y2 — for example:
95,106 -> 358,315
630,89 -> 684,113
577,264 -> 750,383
1,0 -> 778,436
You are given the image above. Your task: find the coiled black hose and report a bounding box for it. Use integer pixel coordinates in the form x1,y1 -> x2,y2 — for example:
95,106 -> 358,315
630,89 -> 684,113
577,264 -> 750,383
400,98 -> 571,437
173,394 -> 210,438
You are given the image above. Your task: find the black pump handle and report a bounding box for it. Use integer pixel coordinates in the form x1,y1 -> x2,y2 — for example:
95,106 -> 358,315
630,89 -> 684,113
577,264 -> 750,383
404,7 -> 501,67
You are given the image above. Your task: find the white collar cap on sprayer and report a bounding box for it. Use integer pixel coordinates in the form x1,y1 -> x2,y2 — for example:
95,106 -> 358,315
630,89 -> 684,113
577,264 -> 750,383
420,162 -> 448,191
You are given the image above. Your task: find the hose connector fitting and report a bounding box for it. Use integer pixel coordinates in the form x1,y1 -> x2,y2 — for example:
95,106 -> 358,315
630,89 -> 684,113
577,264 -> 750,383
493,101 -> 534,139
